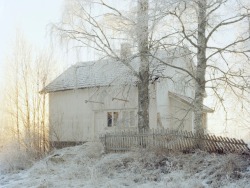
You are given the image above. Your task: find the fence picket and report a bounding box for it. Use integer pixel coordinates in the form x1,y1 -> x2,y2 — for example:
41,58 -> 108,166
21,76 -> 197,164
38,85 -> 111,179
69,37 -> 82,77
100,129 -> 249,154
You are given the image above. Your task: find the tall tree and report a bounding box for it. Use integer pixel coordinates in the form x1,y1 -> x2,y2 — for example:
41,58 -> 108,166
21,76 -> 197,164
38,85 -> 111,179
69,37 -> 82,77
161,0 -> 250,134
194,0 -> 207,134
53,0 -> 250,135
52,0 -> 155,131
137,0 -> 150,131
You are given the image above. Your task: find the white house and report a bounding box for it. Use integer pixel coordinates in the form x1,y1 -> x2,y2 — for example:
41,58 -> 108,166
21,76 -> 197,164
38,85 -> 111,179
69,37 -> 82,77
42,49 -> 213,146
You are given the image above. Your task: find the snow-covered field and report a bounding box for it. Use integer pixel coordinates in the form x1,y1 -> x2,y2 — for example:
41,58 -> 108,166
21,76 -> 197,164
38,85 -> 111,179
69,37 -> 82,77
0,142 -> 250,188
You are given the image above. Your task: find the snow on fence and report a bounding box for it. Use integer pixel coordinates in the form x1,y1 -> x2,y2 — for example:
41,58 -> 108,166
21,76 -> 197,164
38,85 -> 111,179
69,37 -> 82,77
100,129 -> 250,154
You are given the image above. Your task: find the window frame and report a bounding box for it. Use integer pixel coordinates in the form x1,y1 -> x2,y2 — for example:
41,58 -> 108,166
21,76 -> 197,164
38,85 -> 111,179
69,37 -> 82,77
107,111 -> 119,127
106,110 -> 136,127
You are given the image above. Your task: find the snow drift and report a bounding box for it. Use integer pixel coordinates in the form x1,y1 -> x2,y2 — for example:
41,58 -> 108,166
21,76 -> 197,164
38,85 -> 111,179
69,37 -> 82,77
1,142 -> 250,188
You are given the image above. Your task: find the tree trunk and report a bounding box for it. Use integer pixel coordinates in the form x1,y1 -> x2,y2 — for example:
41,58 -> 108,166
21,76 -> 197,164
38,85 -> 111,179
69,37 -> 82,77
15,79 -> 20,148
194,0 -> 207,135
137,0 -> 150,132
14,56 -> 21,148
41,91 -> 46,153
248,11 -> 250,37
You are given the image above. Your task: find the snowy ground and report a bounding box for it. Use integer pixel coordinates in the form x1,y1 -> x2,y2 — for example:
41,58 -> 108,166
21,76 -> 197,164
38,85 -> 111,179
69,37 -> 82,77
0,142 -> 250,188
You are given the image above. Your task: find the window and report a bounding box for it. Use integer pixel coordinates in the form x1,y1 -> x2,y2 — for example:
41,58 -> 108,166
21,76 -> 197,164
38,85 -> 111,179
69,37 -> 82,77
107,110 -> 136,127
107,112 -> 118,127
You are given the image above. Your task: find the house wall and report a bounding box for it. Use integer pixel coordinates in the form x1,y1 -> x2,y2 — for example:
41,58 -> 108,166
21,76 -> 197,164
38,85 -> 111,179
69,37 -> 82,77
156,56 -> 195,131
49,85 -> 159,142
149,84 -> 158,129
169,97 -> 193,131
49,89 -> 94,142
48,53 -> 197,142
90,85 -> 139,137
156,79 -> 170,129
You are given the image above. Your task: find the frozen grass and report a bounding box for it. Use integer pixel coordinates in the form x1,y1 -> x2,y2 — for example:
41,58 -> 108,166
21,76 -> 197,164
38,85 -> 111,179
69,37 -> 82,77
0,141 -> 37,174
0,142 -> 250,188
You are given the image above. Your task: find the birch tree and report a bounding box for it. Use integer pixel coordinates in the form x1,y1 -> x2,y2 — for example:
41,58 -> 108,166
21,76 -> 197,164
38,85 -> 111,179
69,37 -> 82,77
137,0 -> 150,131
195,0 -> 207,134
3,34 -> 58,156
159,0 -> 250,134
52,0 -> 250,135
52,0 -> 183,132
52,0 -> 150,131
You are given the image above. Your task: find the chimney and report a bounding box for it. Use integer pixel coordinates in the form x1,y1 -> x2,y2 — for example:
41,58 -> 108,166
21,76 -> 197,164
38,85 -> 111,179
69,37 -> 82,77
120,43 -> 131,59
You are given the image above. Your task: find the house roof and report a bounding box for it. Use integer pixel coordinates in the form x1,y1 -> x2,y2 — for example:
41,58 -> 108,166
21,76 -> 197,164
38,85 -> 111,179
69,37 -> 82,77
41,60 -> 135,93
168,91 -> 214,113
42,57 -> 167,93
42,48 -> 194,93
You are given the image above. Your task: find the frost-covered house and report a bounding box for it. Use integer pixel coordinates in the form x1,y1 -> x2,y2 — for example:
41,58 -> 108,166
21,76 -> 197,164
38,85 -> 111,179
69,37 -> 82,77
42,50 -> 213,145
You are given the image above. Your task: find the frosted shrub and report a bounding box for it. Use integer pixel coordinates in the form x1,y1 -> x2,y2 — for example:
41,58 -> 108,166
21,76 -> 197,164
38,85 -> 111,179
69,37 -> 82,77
0,140 -> 37,173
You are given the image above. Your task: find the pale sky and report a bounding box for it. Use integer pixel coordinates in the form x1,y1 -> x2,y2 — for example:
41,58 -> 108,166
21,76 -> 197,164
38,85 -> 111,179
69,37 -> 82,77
0,0 -> 249,140
0,0 -> 65,86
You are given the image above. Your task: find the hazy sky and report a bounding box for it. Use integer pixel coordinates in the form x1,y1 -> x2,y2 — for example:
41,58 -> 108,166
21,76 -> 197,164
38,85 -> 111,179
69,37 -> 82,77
0,0 -> 249,140
0,0 -> 65,85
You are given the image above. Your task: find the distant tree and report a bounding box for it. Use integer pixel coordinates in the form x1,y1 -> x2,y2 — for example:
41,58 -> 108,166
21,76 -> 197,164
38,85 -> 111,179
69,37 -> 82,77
3,33 -> 58,156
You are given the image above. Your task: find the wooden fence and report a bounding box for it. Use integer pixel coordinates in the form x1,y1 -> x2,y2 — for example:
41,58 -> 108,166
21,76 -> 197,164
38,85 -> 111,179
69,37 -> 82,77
100,129 -> 250,154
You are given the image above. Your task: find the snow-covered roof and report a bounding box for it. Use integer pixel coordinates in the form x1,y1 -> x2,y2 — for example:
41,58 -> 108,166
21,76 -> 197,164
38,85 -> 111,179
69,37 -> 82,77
42,47 -> 194,93
42,60 -> 133,93
42,57 -> 166,93
169,91 -> 214,113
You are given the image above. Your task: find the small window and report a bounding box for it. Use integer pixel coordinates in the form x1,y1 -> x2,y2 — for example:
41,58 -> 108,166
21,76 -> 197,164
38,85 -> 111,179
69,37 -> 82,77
107,112 -> 113,127
107,110 -> 136,127
107,112 -> 119,127
113,112 -> 118,126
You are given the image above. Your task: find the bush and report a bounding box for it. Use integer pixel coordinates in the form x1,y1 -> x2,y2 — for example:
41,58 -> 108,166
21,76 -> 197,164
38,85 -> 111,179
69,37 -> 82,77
0,141 -> 33,173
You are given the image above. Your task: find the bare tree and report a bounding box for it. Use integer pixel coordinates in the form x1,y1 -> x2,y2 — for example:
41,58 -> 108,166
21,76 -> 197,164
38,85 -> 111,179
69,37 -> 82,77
51,0 -> 182,132
51,0 -> 143,130
157,0 -> 250,134
52,0 -> 250,135
137,0 -> 150,131
3,34 -> 58,156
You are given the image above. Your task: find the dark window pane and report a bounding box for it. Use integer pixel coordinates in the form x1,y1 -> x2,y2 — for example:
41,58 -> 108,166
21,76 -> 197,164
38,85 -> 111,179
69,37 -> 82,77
107,112 -> 112,127
113,112 -> 118,126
